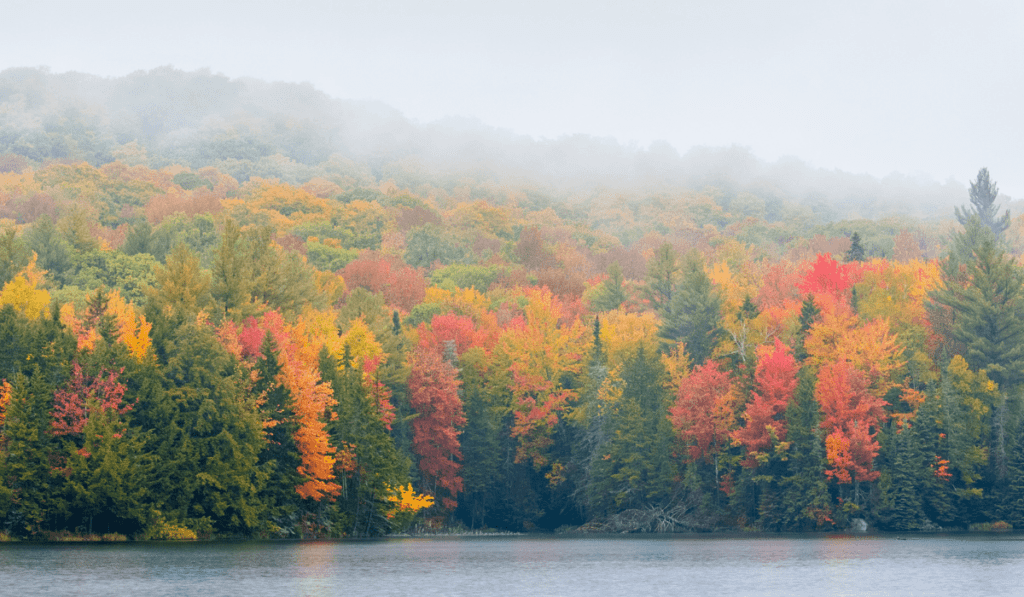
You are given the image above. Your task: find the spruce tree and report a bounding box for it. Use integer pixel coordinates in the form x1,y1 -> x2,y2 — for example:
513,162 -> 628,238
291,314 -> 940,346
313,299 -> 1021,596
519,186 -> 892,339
845,232 -> 866,262
955,168 -> 1009,238
659,251 -> 722,364
254,332 -> 303,532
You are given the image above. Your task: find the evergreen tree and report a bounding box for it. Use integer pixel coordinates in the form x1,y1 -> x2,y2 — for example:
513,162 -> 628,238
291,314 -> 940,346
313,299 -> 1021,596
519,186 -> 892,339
644,243 -> 679,317
321,349 -> 411,537
845,232 -> 865,262
775,369 -> 834,531
150,322 -> 267,536
876,420 -> 926,531
0,371 -> 64,535
929,223 -> 1024,481
956,168 -> 1009,238
659,251 -> 722,364
254,332 -> 303,532
590,262 -> 627,312
588,345 -> 678,516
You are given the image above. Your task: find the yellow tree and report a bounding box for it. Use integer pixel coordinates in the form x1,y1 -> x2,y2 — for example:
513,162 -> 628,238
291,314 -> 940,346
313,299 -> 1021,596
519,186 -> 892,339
493,287 -> 588,470
0,256 -> 50,320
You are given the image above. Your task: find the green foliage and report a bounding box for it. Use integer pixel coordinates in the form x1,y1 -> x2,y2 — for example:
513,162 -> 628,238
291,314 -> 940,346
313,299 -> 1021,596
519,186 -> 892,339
659,251 -> 722,364
430,264 -> 499,292
956,168 -> 1008,238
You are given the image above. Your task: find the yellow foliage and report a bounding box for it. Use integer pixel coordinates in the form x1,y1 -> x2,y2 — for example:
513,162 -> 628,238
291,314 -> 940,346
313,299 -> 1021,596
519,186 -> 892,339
106,290 -> 153,361
387,483 -> 435,512
661,344 -> 691,393
599,310 -> 660,368
805,303 -> 904,398
337,318 -> 385,380
0,256 -> 50,320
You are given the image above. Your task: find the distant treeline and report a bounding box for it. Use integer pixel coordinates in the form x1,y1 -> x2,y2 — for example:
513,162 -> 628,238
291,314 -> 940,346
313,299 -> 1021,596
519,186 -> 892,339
0,66 -> 983,221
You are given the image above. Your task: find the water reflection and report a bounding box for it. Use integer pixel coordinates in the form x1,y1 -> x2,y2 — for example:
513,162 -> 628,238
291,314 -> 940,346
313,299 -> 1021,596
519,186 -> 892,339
2,536 -> 1023,597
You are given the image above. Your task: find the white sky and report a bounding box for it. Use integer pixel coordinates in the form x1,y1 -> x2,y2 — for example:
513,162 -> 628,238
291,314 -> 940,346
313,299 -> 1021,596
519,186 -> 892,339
7,0 -> 1024,197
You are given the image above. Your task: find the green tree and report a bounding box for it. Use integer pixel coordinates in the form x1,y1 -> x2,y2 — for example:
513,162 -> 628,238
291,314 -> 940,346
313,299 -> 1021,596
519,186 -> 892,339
845,232 -> 865,262
589,262 -> 627,312
659,251 -> 722,364
0,228 -> 31,287
588,345 -> 678,517
956,168 -> 1008,238
644,243 -> 679,317
929,223 -> 1024,480
254,333 -> 303,532
149,322 -> 267,535
773,369 -> 835,531
321,348 -> 411,537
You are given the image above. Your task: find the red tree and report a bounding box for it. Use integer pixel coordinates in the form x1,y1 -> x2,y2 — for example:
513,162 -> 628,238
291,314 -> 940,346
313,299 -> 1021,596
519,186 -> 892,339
52,362 -> 130,437
408,341 -> 465,509
732,339 -> 798,467
816,359 -> 888,487
669,360 -> 736,464
797,254 -> 862,301
341,252 -> 426,312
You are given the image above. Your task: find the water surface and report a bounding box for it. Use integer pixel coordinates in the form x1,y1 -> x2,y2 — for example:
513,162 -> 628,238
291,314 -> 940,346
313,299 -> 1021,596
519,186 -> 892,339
3,535 -> 1023,596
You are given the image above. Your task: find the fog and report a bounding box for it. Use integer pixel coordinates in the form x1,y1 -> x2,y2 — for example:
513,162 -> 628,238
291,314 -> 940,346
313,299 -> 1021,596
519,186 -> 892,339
0,66 -> 990,222
5,0 -> 1022,203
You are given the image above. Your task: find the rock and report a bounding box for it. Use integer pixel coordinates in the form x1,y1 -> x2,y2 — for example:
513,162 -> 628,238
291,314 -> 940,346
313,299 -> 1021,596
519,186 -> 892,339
850,518 -> 868,533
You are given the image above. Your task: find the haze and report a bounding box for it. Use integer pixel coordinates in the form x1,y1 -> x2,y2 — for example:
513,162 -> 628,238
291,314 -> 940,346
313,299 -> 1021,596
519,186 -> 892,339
6,0 -> 1023,197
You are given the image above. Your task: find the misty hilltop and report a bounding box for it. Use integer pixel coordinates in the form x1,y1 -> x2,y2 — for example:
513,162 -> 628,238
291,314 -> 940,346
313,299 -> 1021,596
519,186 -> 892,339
0,66 -> 991,222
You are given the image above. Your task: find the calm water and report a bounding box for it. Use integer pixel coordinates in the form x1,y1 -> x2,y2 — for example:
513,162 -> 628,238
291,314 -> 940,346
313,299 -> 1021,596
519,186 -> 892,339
2,535 -> 1023,596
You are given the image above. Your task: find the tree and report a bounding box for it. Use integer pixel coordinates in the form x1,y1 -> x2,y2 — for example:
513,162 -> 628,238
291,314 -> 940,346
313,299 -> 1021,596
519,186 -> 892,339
844,232 -> 865,262
956,168 -> 1008,238
589,262 -> 627,312
669,360 -> 736,484
644,243 -> 679,316
659,251 -> 721,364
408,340 -> 465,509
928,223 -> 1024,480
588,345 -> 678,515
253,332 -> 303,530
733,339 -> 799,468
815,359 -> 888,505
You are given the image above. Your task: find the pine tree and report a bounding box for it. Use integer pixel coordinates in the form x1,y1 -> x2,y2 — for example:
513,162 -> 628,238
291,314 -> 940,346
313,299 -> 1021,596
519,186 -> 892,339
644,243 -> 679,317
845,232 -> 866,262
254,332 -> 303,532
956,168 -> 1009,238
875,420 -> 926,531
659,251 -> 722,364
590,263 -> 627,312
775,369 -> 834,531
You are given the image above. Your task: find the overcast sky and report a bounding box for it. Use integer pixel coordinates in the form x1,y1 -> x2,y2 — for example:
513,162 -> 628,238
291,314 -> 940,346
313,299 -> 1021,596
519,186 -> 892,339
7,0 -> 1024,196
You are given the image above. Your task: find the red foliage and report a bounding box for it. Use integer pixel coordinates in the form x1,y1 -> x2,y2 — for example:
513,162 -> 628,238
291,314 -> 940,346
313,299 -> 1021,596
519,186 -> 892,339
341,252 -> 426,312
420,314 -> 488,357
408,341 -> 465,509
816,360 -> 887,484
52,361 -> 131,436
732,339 -> 798,467
797,254 -> 862,301
668,360 -> 737,463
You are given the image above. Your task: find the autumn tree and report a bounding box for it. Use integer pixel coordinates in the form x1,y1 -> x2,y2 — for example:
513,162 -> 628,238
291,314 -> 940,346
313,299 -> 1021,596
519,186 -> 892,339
733,339 -> 799,468
815,359 -> 888,505
408,340 -> 465,509
669,360 -> 736,490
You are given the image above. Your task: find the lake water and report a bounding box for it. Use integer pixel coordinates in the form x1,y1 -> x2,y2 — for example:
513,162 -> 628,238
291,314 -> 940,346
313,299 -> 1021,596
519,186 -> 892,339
2,535 -> 1024,596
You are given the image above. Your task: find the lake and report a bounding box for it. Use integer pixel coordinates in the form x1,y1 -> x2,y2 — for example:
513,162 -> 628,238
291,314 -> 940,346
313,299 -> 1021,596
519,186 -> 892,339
2,535 -> 1023,596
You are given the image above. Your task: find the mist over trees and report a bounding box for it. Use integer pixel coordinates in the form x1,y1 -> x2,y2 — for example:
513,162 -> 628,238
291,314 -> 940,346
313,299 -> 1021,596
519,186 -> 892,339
0,67 -> 981,222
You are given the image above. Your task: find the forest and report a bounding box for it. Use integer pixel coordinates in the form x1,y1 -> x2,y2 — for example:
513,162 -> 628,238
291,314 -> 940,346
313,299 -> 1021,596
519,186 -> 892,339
1,67 -> 1023,539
